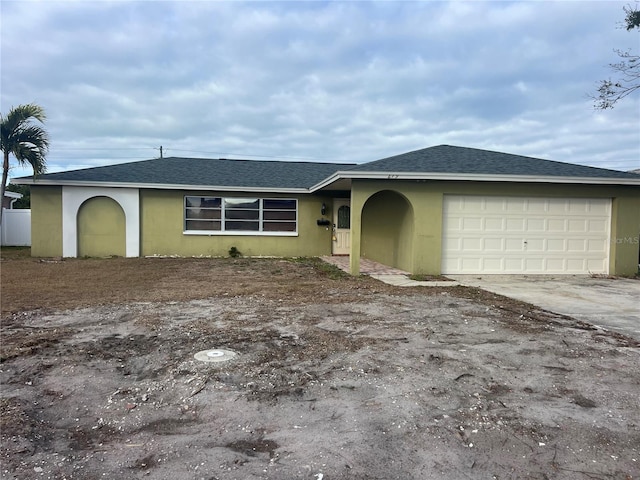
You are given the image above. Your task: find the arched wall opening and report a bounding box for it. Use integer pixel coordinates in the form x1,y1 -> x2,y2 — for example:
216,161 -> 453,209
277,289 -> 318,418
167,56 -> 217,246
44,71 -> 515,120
62,186 -> 140,257
77,196 -> 126,257
361,190 -> 414,272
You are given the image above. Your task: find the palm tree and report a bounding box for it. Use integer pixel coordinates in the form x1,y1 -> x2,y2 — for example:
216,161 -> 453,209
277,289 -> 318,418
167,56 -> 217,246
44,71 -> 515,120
1,103 -> 49,223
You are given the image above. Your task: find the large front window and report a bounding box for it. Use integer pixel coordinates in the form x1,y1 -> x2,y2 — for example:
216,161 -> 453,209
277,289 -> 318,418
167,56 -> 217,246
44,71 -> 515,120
185,196 -> 297,234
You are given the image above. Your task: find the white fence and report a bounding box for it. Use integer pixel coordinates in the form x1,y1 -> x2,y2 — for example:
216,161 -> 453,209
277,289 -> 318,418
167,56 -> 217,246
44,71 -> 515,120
1,209 -> 31,246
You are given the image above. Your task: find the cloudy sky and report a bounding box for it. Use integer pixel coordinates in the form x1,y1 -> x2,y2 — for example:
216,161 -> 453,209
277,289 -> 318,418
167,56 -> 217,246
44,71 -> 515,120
2,0 -> 639,181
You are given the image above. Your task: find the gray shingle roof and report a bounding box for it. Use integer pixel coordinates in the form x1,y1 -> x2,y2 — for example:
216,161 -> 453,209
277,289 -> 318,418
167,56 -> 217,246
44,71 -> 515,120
18,145 -> 639,189
347,145 -> 640,179
29,157 -> 357,189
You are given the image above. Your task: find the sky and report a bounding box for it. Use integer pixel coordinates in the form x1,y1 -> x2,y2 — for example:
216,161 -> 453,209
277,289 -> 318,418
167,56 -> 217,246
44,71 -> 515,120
1,0 -> 639,182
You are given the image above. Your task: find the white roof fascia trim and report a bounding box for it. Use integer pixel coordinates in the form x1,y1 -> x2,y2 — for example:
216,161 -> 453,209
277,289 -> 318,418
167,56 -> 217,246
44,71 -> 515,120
309,171 -> 640,190
309,171 -> 352,191
14,172 -> 640,191
12,179 -> 310,194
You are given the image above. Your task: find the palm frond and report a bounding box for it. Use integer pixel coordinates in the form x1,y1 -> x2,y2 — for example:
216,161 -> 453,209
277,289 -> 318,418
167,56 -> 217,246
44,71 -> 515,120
0,103 -> 49,177
13,125 -> 50,153
12,144 -> 47,176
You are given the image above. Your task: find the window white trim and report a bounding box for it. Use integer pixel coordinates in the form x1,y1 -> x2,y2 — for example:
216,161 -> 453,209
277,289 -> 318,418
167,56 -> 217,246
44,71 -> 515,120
183,230 -> 298,237
184,196 -> 298,234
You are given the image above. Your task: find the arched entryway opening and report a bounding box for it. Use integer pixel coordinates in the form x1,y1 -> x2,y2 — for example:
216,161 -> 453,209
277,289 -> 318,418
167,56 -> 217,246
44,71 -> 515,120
77,196 -> 126,257
361,190 -> 414,272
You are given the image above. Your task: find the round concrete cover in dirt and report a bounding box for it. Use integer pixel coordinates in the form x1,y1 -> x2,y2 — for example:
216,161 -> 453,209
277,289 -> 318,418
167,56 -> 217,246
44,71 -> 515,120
194,349 -> 237,363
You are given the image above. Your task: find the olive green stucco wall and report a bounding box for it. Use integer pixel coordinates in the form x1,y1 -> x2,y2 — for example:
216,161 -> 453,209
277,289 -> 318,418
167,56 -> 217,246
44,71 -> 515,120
140,190 -> 333,257
610,195 -> 640,275
30,186 -> 63,257
350,180 -> 640,276
77,196 -> 126,257
27,182 -> 639,275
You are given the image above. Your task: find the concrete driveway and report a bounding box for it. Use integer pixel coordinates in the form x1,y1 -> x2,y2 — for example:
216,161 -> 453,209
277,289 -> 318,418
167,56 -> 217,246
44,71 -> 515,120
448,275 -> 640,340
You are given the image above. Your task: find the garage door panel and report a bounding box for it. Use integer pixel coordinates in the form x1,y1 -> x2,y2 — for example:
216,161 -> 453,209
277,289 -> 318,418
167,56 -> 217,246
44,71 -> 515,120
587,202 -> 610,215
484,218 -> 504,231
462,217 -> 482,230
526,238 -> 545,252
588,239 -> 607,251
546,239 -> 566,252
504,257 -> 524,271
587,258 -> 608,271
484,238 -> 503,251
442,195 -> 611,274
548,219 -> 566,232
568,219 -> 588,232
546,258 -> 565,271
448,218 -> 464,231
505,218 -> 525,231
526,218 -> 546,232
524,258 -> 545,271
548,200 -> 569,214
526,199 -> 549,213
568,200 -> 592,214
567,258 -> 586,271
483,258 -> 504,270
588,219 -> 608,233
505,238 -> 524,251
567,239 -> 587,252
484,198 -> 505,212
462,238 -> 482,251
447,198 -> 466,212
461,258 -> 482,271
505,198 -> 527,212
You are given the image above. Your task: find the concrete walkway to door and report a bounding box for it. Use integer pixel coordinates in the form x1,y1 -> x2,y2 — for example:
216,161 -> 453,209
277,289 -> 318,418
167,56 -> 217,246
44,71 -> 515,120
321,256 -> 409,275
320,256 -> 461,286
448,275 -> 640,341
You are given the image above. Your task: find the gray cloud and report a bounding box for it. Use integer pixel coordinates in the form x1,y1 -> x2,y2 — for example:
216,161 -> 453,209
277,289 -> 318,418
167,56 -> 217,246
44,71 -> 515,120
2,0 -> 638,179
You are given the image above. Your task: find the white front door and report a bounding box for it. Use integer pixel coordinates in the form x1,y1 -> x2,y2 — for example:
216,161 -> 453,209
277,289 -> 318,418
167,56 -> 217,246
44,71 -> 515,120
442,195 -> 611,274
332,199 -> 351,255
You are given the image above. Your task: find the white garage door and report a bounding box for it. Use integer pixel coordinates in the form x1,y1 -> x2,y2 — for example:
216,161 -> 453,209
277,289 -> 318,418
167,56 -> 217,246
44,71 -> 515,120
442,195 -> 611,274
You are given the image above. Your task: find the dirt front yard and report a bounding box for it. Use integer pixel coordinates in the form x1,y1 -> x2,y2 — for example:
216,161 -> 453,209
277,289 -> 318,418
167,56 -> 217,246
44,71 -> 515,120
1,249 -> 639,479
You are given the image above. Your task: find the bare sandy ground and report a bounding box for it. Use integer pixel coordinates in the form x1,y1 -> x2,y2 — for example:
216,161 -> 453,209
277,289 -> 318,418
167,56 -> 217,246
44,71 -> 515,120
1,256 -> 639,479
